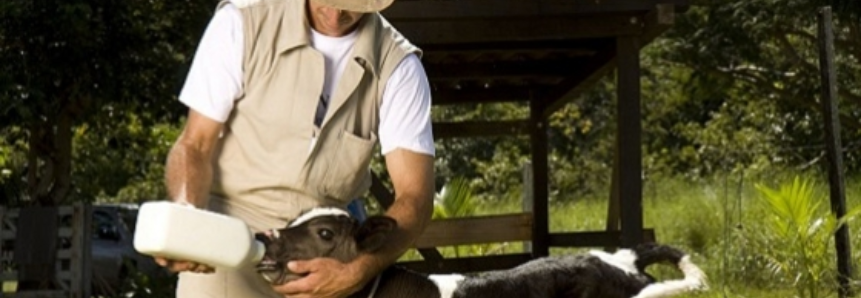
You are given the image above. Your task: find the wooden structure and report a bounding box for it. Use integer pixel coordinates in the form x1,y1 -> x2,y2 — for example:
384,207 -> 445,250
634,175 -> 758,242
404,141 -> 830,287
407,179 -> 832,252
0,204 -> 92,298
374,0 -> 689,273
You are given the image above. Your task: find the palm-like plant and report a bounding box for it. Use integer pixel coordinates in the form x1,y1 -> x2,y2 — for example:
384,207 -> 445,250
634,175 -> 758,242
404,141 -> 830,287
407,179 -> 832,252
432,177 -> 516,257
433,177 -> 476,219
754,176 -> 861,298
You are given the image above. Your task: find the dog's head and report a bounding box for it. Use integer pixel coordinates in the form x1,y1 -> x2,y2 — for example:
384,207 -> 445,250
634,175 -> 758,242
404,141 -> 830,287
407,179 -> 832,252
253,208 -> 397,285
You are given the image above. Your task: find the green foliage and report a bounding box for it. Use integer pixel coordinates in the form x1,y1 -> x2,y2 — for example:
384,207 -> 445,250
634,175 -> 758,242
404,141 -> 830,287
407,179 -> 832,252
426,177 -> 520,258
433,177 -> 476,218
663,0 -> 861,174
752,176 -> 861,298
0,0 -> 211,204
114,261 -> 177,298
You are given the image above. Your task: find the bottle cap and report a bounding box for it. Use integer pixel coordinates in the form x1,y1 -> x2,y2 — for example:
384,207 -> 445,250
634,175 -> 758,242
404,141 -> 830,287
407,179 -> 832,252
251,240 -> 266,264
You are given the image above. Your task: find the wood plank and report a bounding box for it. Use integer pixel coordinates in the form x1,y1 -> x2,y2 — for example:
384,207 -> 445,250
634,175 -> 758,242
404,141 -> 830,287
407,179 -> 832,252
398,253 -> 533,274
8,290 -> 68,298
56,249 -> 71,259
432,86 -> 537,105
414,213 -> 533,248
369,173 -> 394,209
425,59 -> 586,81
391,15 -> 642,45
616,35 -> 644,247
548,230 -> 655,248
433,120 -> 530,139
384,0 -> 689,20
540,41 -> 617,118
420,39 -> 609,53
541,7 -> 677,117
529,100 -> 550,257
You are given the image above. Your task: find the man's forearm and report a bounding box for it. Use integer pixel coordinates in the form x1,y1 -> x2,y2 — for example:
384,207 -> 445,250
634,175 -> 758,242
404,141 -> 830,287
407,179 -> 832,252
353,192 -> 433,279
165,140 -> 214,208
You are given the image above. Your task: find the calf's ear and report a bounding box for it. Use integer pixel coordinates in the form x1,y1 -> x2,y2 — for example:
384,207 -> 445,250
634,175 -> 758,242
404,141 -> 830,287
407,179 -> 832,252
356,216 -> 397,252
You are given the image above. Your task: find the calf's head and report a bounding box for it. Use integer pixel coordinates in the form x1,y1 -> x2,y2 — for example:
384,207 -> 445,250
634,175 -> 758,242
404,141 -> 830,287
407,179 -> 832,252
253,208 -> 397,285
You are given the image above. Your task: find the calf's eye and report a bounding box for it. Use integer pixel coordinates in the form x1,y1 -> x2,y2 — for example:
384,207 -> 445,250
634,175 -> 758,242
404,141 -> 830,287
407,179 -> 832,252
318,229 -> 334,240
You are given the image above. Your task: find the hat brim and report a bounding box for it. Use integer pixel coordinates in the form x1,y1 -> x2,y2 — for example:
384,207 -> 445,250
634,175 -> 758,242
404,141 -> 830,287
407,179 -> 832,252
311,0 -> 395,12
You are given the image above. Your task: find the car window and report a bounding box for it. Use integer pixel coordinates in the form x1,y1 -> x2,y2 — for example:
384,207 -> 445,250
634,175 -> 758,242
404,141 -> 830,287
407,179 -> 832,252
93,210 -> 119,240
118,209 -> 138,233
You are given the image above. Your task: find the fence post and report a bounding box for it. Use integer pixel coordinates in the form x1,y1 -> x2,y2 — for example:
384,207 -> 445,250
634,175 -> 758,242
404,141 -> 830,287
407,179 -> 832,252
521,162 -> 533,254
69,203 -> 92,298
817,6 -> 852,298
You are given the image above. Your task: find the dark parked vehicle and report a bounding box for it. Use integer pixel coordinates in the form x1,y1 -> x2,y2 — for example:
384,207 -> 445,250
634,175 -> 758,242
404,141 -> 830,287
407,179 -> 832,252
89,204 -> 168,294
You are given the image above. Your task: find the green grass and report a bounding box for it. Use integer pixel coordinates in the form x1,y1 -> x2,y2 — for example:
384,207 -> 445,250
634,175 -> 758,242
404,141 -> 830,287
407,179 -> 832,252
3,281 -> 16,293
421,173 -> 861,298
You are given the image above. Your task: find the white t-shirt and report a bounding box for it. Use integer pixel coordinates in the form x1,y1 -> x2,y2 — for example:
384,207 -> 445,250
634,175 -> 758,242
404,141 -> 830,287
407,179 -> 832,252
179,4 -> 435,156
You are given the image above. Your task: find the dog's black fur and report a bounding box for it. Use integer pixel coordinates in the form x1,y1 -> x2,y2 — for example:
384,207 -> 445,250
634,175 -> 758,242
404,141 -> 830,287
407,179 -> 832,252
254,210 -> 705,298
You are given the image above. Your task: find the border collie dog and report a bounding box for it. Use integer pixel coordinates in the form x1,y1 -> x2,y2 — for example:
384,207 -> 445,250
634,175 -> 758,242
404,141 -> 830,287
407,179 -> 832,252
255,208 -> 707,298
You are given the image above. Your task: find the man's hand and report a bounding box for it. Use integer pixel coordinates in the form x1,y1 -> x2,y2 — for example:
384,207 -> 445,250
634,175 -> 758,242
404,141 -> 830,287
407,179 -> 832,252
272,258 -> 370,298
155,257 -> 215,274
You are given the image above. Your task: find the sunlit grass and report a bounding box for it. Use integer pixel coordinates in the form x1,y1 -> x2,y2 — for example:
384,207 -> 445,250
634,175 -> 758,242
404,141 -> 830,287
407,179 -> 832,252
3,281 -> 16,293
420,174 -> 861,297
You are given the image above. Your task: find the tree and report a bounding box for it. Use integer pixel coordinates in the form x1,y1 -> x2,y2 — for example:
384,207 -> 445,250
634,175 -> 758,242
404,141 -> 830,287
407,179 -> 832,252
660,0 -> 861,174
0,0 -> 212,205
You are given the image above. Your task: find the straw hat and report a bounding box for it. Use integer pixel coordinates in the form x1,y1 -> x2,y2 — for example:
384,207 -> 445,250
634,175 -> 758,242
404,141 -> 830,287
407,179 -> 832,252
311,0 -> 395,12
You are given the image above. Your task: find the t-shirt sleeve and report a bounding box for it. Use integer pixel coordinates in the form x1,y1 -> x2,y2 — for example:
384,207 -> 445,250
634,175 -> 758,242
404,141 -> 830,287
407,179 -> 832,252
178,4 -> 244,123
379,53 -> 435,156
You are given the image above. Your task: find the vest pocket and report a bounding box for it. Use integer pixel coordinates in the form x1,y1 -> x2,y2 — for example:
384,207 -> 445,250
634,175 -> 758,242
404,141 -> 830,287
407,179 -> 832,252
322,130 -> 377,200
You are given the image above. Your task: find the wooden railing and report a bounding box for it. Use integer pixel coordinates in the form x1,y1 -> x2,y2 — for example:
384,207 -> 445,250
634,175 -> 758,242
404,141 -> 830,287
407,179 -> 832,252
0,204 -> 91,298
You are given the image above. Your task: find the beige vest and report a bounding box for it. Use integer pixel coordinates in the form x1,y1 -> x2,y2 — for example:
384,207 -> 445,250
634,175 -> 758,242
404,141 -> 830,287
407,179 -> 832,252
211,0 -> 420,219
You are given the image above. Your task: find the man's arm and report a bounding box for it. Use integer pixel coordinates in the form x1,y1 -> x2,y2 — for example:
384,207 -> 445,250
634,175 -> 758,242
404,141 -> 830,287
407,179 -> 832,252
156,110 -> 224,273
275,148 -> 434,298
354,148 -> 435,271
165,110 -> 224,208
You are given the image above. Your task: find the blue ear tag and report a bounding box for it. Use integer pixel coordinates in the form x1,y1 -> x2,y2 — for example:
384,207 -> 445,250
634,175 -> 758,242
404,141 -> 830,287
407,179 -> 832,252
346,199 -> 367,223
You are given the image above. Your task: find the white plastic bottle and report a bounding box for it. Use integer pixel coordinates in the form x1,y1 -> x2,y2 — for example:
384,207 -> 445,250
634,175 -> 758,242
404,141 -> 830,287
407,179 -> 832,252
133,201 -> 265,269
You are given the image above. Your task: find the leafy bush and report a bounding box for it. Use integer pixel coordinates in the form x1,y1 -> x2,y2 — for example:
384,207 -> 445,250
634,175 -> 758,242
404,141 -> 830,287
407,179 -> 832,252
750,176 -> 861,298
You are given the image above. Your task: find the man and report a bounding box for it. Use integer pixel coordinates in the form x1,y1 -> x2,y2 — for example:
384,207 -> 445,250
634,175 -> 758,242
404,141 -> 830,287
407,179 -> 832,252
156,0 -> 435,296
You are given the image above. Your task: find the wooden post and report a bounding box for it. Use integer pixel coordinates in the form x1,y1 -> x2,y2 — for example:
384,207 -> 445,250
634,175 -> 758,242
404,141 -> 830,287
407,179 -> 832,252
616,35 -> 644,247
521,162 -> 534,254
604,141 -> 621,251
818,7 -> 852,297
529,97 -> 550,258
0,206 -> 7,298
69,203 -> 92,298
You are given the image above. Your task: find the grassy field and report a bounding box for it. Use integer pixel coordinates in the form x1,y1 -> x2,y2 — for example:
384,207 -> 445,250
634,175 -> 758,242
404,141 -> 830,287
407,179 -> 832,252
4,174 -> 859,297
413,174 -> 861,298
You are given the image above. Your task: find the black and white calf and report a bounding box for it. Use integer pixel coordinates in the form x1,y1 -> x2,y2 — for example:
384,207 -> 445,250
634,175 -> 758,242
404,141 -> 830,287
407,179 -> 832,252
254,208 -> 707,298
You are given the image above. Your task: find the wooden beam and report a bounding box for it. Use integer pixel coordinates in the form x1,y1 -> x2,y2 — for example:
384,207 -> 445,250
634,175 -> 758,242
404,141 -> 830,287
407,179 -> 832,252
616,35 -> 644,247
433,120 -> 530,139
432,86 -> 537,105
541,41 -> 617,118
414,213 -> 533,248
391,15 -> 642,46
370,173 -> 394,209
529,99 -> 550,258
548,230 -> 655,248
541,6 -> 678,118
425,59 -> 585,81
384,0 -> 689,20
398,253 -> 533,274
420,39 -> 611,53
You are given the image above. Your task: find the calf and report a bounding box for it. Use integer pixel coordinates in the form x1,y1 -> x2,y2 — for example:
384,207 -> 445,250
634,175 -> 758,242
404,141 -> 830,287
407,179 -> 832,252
254,208 -> 707,298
